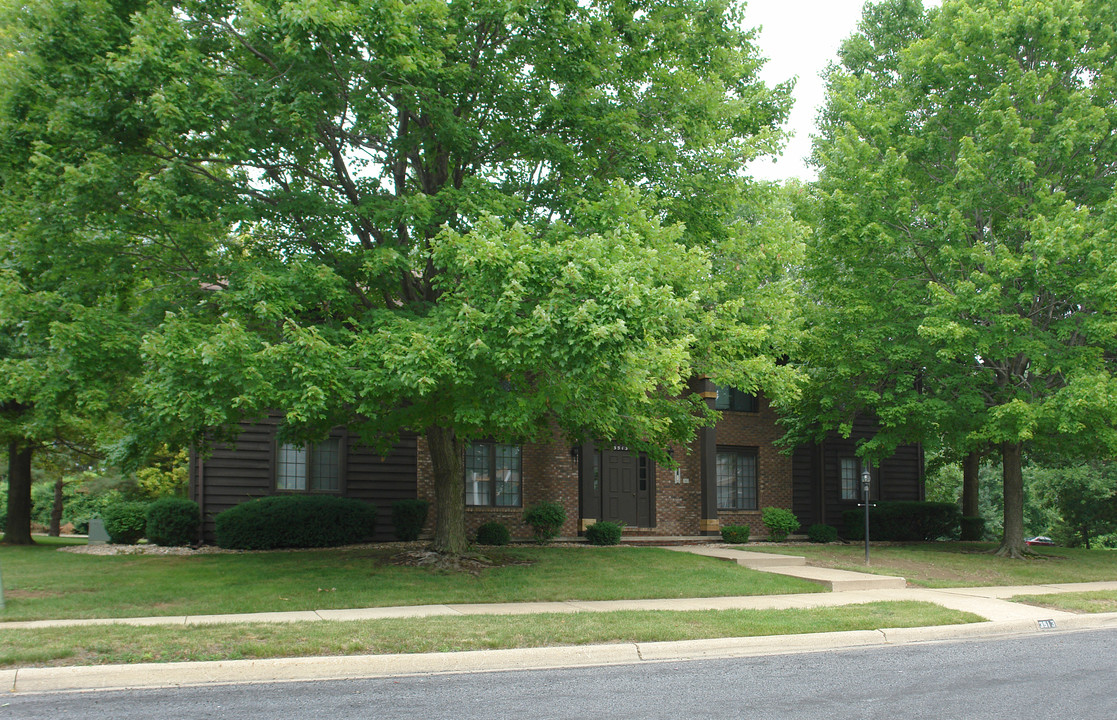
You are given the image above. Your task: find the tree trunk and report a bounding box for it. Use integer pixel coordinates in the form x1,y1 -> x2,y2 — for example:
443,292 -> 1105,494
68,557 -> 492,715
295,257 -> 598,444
426,425 -> 467,555
49,477 -> 64,537
2,441 -> 35,545
962,450 -> 981,519
995,441 -> 1027,558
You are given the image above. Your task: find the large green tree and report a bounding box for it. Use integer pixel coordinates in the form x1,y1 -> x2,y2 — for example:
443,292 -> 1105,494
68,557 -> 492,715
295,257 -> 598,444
0,0 -> 219,543
73,0 -> 804,554
801,0 -> 1117,557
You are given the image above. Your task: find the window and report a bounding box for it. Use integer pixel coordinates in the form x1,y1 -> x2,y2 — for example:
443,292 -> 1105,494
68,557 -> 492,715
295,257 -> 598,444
840,457 -> 860,501
277,438 -> 341,492
466,442 -> 522,507
716,447 -> 758,510
715,386 -> 758,412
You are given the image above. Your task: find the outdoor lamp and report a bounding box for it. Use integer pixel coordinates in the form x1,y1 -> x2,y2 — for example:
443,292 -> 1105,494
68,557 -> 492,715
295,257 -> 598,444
861,466 -> 872,565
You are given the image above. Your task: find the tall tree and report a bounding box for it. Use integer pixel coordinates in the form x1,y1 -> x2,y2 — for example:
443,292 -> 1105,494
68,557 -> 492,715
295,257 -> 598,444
0,0 -> 220,543
802,0 -> 1117,557
91,0 -> 803,554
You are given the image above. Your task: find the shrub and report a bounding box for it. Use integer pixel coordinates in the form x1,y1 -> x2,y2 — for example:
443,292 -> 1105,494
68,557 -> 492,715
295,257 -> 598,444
392,499 -> 430,541
145,497 -> 200,546
523,501 -> 567,543
720,524 -> 751,544
101,501 -> 150,544
961,516 -> 985,541
215,495 -> 377,550
807,523 -> 838,544
475,521 -> 511,546
585,520 -> 624,546
761,507 -> 800,542
843,501 -> 962,541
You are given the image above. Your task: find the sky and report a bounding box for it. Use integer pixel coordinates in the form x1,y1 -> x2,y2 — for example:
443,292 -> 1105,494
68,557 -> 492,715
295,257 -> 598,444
743,0 -> 939,182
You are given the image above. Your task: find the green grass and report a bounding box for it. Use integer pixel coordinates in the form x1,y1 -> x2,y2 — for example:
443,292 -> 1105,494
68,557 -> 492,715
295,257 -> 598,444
760,542 -> 1117,587
1010,590 -> 1117,614
0,542 -> 821,621
0,601 -> 982,668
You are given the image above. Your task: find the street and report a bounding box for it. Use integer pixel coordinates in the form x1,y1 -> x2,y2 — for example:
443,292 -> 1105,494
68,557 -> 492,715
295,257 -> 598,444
4,628 -> 1113,719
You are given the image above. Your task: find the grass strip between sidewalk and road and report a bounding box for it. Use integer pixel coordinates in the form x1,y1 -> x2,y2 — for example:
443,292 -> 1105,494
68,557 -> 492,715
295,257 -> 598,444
0,601 -> 982,668
1009,590 -> 1117,614
0,541 -> 826,622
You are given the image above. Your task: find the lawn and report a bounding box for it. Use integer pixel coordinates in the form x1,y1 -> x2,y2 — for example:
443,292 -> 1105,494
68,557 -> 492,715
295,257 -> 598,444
759,542 -> 1117,587
0,539 -> 821,622
0,601 -> 982,668
1009,590 -> 1117,614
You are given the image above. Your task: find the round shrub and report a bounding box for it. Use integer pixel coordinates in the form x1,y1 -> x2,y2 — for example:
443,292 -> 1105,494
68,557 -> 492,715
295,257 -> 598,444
392,499 -> 430,541
806,523 -> 838,544
101,501 -> 150,544
720,524 -> 750,544
585,520 -> 623,546
215,495 -> 377,550
761,506 -> 800,542
145,497 -> 200,546
523,501 -> 566,543
475,521 -> 511,546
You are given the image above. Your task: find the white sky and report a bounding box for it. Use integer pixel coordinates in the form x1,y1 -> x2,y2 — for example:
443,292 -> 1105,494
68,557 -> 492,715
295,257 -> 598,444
744,0 -> 940,182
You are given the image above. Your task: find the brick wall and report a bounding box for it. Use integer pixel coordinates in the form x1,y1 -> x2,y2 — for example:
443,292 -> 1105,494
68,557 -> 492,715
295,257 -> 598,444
416,396 -> 794,540
709,394 -> 794,540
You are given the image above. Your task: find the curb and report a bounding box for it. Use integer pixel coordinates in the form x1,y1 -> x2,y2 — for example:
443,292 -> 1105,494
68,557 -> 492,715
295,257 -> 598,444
9,613 -> 1117,696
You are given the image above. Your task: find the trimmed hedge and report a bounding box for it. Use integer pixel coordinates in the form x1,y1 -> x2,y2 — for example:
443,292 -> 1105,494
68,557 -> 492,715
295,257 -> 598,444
720,524 -> 751,544
476,521 -> 511,546
392,499 -> 430,541
807,523 -> 839,544
215,495 -> 377,550
585,521 -> 624,546
523,501 -> 566,543
145,497 -> 200,546
843,501 -> 961,541
101,501 -> 149,545
762,507 -> 800,542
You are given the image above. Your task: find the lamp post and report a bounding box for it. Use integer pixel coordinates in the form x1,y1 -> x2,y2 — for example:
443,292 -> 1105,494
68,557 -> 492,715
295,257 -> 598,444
861,465 -> 873,566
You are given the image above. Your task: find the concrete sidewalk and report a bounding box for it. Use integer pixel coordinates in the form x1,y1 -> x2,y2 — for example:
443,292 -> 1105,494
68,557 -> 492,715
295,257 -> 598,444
4,548 -> 1117,695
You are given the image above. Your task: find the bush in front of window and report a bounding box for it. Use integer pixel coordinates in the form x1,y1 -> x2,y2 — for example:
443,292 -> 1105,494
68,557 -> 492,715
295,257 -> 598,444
720,524 -> 751,544
523,501 -> 567,543
101,501 -> 150,544
145,497 -> 200,546
475,521 -> 511,546
806,523 -> 838,544
842,501 -> 961,541
215,495 -> 377,550
391,499 -> 430,541
761,507 -> 800,542
585,521 -> 623,546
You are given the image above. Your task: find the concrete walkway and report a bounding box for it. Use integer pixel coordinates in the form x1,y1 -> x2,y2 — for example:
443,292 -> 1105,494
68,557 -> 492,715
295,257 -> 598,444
4,548 -> 1117,695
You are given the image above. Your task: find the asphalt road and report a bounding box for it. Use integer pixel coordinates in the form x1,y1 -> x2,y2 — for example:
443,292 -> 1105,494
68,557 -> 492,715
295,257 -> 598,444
5,628 -> 1114,720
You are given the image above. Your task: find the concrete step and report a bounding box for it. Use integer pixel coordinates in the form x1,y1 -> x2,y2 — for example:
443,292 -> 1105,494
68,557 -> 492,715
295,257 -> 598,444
760,565 -> 908,592
662,546 -> 807,567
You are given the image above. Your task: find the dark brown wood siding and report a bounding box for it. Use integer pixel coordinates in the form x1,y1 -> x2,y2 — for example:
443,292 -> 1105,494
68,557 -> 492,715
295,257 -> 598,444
191,418 -> 418,543
790,418 -> 924,532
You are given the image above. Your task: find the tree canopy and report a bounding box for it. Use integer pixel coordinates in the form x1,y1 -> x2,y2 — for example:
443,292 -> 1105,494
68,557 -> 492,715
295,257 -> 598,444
1,0 -> 802,553
798,0 -> 1117,557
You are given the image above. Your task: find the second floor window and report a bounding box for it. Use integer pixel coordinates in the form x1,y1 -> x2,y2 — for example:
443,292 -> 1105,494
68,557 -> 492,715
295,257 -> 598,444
715,386 -> 758,413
